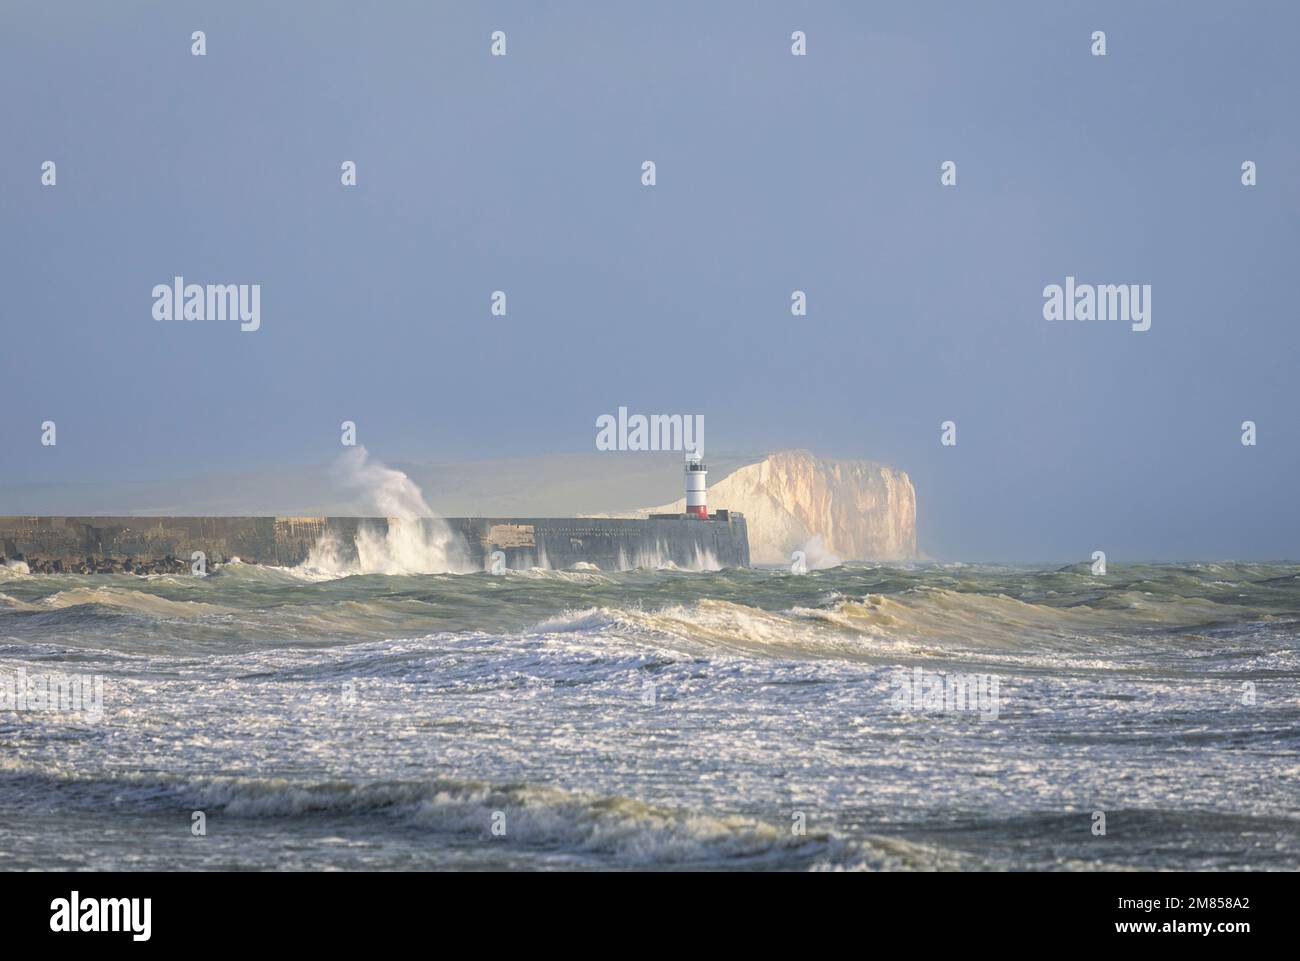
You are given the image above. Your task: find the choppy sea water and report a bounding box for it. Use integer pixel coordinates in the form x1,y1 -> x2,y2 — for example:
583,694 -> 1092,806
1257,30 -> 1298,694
1,560 -> 1297,871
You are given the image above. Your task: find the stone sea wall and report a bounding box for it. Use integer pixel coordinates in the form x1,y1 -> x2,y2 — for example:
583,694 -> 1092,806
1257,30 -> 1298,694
0,515 -> 750,572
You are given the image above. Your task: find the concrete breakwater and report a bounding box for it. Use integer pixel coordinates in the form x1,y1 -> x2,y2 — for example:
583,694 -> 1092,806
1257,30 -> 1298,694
0,515 -> 750,573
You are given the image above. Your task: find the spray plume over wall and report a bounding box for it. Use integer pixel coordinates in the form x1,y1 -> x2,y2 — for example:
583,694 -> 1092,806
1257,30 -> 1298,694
303,447 -> 471,575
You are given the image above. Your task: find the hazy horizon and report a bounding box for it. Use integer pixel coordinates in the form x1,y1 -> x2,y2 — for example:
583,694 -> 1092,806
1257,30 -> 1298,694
3,1 -> 1297,561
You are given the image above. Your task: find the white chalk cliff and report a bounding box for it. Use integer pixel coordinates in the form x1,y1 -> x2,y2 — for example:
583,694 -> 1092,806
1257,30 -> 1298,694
639,449 -> 917,565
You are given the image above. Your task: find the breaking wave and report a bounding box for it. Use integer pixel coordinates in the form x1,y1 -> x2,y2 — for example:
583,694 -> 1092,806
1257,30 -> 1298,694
0,585 -> 229,617
300,448 -> 473,576
0,758 -> 954,870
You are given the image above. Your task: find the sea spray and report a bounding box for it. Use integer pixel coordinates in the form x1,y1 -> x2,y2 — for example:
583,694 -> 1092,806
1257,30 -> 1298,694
302,447 -> 471,575
798,535 -> 842,571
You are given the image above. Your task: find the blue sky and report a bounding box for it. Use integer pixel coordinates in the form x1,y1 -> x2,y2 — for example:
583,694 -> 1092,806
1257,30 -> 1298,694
2,1 -> 1297,560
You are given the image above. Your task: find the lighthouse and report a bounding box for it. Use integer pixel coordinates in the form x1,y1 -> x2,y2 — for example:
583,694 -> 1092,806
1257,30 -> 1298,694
685,449 -> 708,519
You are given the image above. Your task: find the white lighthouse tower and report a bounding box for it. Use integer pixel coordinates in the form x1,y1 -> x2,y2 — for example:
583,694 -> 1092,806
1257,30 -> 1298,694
685,447 -> 708,519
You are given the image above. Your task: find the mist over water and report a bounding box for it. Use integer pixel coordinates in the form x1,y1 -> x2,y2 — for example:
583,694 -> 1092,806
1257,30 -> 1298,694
333,446 -> 433,518
2,559 -> 1297,870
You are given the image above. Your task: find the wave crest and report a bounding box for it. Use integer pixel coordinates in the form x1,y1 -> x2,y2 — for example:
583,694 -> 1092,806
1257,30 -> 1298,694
0,760 -> 946,869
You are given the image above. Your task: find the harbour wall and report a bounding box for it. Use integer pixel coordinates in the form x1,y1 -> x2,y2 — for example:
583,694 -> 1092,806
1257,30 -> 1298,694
0,515 -> 750,573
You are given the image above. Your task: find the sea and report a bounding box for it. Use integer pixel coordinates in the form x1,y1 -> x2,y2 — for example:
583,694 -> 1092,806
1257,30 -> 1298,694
2,559 -> 1297,870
